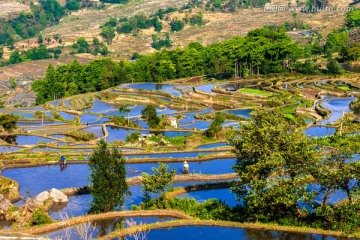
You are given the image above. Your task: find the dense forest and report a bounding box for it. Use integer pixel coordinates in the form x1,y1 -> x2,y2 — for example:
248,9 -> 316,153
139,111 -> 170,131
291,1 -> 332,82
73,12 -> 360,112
32,28 -> 303,104
32,25 -> 352,104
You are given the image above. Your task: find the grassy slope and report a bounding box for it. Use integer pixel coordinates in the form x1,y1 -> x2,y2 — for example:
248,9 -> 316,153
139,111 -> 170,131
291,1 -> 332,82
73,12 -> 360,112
239,88 -> 272,96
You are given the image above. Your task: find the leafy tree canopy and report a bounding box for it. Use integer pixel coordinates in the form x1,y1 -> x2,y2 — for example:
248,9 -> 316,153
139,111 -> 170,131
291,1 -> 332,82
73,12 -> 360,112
88,140 -> 130,213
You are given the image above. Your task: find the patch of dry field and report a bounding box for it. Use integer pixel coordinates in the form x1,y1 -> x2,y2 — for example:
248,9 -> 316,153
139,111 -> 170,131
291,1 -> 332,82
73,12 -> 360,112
0,1 -> 30,19
0,55 -> 91,82
38,0 -> 354,58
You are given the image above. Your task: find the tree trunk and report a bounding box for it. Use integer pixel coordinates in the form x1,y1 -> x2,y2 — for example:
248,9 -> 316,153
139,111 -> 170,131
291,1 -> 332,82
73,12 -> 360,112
323,190 -> 330,206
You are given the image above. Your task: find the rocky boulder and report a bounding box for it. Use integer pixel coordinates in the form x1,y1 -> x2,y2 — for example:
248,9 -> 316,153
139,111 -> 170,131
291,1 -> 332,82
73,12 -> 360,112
26,188 -> 68,212
33,188 -> 68,205
0,194 -> 11,213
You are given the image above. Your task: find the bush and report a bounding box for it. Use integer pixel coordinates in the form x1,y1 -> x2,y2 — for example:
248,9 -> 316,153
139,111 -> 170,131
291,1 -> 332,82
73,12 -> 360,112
31,208 -> 52,226
126,131 -> 141,143
142,197 -> 234,221
205,112 -> 225,137
66,130 -> 97,141
315,203 -> 360,234
0,114 -> 19,131
117,22 -> 133,34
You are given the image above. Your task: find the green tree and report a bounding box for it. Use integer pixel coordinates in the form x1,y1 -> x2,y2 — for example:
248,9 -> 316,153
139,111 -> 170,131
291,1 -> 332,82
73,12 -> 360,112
231,109 -> 319,222
312,151 -> 360,234
38,35 -> 44,44
76,37 -> 90,53
170,19 -> 184,32
141,105 -> 160,129
346,8 -> 360,28
104,18 -> 117,27
117,22 -> 133,34
0,47 -> 3,59
131,52 -> 141,60
325,31 -> 347,55
153,17 -> 163,32
0,114 -> 19,131
6,36 -> 15,50
126,131 -> 141,143
9,50 -> 21,64
100,26 -> 115,44
119,105 -> 131,115
88,140 -> 130,213
119,105 -> 131,125
351,96 -> 360,114
101,44 -> 108,56
9,78 -> 17,89
306,0 -> 328,9
327,58 -> 344,75
142,163 -> 176,201
205,112 -> 225,138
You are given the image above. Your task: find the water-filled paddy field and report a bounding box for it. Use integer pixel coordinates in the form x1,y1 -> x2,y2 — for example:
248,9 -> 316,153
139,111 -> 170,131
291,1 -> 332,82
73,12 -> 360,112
0,79 -> 359,239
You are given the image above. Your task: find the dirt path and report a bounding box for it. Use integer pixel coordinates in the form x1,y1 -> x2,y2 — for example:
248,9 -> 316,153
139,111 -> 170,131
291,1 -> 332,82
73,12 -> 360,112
14,210 -> 192,235
99,219 -> 354,240
60,173 -> 238,196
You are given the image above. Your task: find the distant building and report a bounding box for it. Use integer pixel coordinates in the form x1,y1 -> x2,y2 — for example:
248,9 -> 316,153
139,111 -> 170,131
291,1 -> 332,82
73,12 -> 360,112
169,117 -> 177,128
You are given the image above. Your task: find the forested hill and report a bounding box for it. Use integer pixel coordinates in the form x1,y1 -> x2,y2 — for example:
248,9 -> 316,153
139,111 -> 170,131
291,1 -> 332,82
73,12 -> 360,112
0,0 -> 93,45
32,28 -> 302,104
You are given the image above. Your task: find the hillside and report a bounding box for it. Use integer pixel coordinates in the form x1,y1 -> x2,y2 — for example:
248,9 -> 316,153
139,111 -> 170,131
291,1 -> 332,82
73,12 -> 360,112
0,0 -> 356,106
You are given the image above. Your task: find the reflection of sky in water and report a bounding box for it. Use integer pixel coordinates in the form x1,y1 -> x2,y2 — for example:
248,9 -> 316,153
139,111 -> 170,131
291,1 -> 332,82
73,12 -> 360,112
126,83 -> 182,96
81,126 -> 104,138
1,135 -> 58,145
87,100 -> 118,113
50,181 -> 229,219
303,126 -> 336,137
44,216 -> 175,240
0,145 -> 22,152
146,226 -> 336,240
179,188 -> 238,207
57,111 -> 76,120
226,109 -> 253,119
196,84 -> 217,95
80,114 -> 99,124
196,142 -> 228,149
318,97 -> 356,124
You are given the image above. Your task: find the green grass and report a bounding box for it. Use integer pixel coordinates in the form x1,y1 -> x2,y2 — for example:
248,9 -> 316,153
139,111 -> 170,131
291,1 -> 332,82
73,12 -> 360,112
280,104 -> 298,114
338,86 -> 351,91
239,88 -> 272,96
284,113 -> 296,120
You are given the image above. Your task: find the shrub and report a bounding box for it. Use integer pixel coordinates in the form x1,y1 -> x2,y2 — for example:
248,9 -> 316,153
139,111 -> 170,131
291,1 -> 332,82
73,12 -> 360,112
31,208 -> 52,226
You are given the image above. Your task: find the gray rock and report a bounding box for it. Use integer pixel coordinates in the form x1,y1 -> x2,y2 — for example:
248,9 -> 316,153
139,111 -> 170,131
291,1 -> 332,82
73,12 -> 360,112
0,194 -> 11,212
33,188 -> 68,205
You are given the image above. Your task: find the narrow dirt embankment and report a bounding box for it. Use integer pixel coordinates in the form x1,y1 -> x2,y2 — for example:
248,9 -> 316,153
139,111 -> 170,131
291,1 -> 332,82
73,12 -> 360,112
99,219 -> 355,240
14,210 -> 192,235
2,154 -> 235,169
60,173 -> 239,196
165,181 -> 236,198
